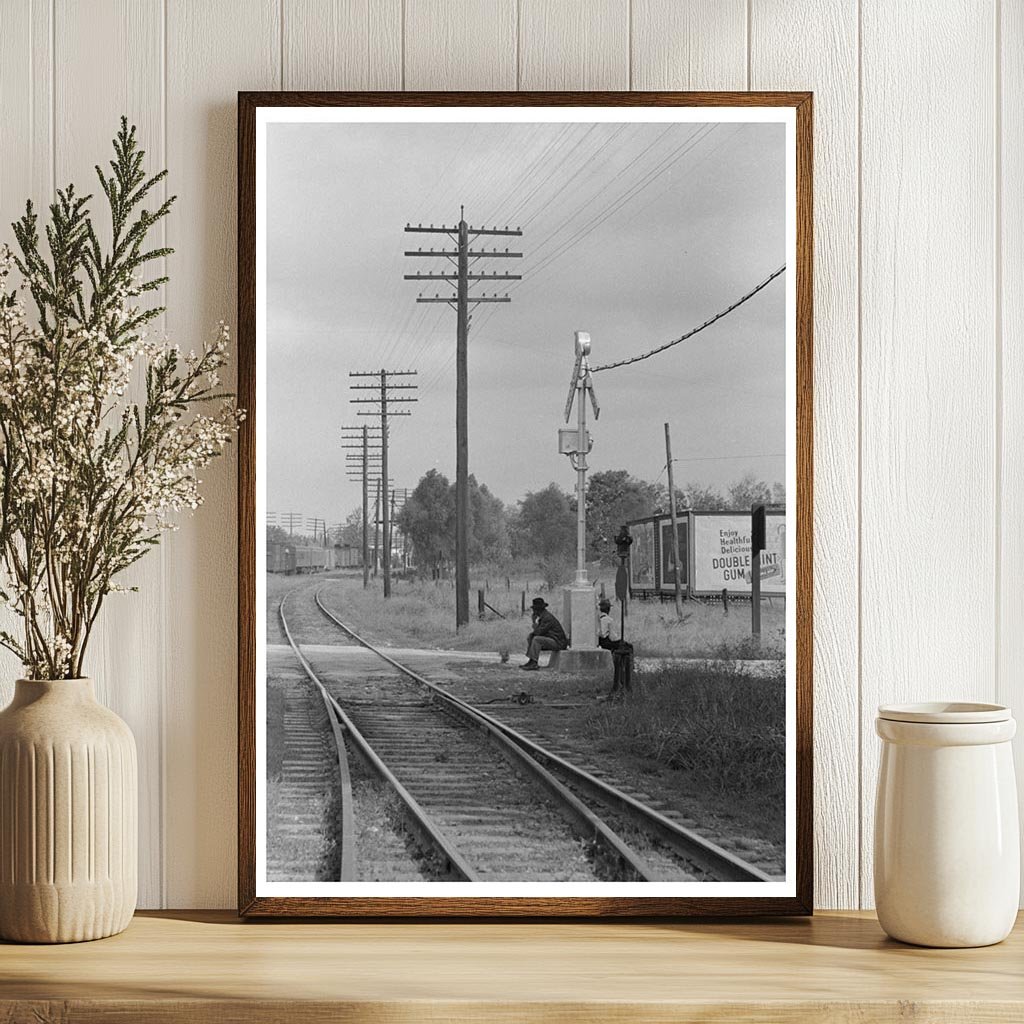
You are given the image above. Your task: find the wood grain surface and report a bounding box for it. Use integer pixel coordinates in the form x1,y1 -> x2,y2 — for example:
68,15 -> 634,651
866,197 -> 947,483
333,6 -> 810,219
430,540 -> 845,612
164,0 -> 280,909
630,0 -> 747,92
518,0 -> 629,90
283,0 -> 402,91
404,0 -> 517,91
857,1 -> 998,909
1000,0 -> 1024,904
0,0 -> 1018,913
1,911 -> 1023,1023
750,0 -> 860,913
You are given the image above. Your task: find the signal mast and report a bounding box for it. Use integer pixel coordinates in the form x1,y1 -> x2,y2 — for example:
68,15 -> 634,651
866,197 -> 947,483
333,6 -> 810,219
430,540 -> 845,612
558,331 -> 601,650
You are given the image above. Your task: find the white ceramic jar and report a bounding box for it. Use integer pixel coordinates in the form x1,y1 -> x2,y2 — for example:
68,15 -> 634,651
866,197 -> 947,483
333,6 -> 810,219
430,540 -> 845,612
874,702 -> 1019,947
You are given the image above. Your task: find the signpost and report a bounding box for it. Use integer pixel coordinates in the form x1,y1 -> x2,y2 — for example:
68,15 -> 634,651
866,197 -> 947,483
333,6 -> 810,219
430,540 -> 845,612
751,503 -> 766,641
614,524 -> 633,642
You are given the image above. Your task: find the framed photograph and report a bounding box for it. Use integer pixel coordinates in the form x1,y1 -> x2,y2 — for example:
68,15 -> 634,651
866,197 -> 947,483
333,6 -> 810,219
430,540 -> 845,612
238,91 -> 812,917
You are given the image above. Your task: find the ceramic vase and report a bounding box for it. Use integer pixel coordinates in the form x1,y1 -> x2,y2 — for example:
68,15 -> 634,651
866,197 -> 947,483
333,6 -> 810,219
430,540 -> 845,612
0,678 -> 137,943
874,701 -> 1019,948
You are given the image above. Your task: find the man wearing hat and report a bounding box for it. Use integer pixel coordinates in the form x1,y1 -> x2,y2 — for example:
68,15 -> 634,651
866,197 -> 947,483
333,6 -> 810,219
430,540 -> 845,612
597,598 -> 616,651
521,597 -> 569,670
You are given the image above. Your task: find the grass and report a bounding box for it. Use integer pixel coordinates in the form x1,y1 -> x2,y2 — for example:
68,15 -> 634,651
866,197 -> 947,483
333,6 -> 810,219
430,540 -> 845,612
580,664 -> 786,799
321,572 -> 785,660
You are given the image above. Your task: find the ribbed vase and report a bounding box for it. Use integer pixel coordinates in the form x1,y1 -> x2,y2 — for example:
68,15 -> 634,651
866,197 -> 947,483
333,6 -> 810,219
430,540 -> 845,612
0,678 -> 137,943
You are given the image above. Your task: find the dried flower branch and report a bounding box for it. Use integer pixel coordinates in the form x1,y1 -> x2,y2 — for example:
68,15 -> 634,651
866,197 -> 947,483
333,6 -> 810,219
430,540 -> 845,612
0,118 -> 241,679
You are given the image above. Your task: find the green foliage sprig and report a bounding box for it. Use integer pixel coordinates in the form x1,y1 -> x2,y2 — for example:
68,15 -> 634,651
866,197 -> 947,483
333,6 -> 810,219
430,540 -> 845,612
0,118 -> 241,679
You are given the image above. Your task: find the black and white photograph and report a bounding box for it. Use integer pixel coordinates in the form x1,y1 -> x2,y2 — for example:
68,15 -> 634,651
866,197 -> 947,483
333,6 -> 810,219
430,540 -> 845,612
246,99 -> 806,909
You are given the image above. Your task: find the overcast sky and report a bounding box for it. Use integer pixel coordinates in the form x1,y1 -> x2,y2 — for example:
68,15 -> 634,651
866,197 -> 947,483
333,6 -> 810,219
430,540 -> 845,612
266,118 -> 786,525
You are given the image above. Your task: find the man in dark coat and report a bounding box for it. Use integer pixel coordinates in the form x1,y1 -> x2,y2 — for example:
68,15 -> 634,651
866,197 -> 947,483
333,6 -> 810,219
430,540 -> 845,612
521,597 -> 569,670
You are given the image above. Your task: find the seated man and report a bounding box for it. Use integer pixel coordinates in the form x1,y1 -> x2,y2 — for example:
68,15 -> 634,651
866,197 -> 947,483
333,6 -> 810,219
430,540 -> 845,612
596,597 -> 634,699
521,597 -> 569,670
597,598 -> 617,650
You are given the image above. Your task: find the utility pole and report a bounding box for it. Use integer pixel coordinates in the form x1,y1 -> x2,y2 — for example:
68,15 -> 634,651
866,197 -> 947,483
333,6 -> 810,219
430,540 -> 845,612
664,423 -> 685,620
350,370 -> 417,597
404,210 -> 523,628
307,517 -> 326,545
373,479 -> 382,577
342,424 -> 382,588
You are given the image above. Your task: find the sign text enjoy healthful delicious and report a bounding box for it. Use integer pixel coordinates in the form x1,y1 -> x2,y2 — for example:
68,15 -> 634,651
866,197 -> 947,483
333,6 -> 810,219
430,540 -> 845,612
692,513 -> 786,595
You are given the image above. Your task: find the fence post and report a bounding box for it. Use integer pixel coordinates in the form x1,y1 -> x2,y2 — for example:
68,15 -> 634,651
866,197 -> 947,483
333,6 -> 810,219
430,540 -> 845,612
521,591 -> 526,617
478,589 -> 485,618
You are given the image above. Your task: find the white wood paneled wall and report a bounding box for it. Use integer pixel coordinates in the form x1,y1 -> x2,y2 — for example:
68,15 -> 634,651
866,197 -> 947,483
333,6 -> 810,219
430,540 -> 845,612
0,0 -> 1017,910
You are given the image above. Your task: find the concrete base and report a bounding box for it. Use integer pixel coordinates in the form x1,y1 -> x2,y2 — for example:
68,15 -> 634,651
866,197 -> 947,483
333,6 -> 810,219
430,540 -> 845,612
545,647 -> 613,673
563,583 -> 599,649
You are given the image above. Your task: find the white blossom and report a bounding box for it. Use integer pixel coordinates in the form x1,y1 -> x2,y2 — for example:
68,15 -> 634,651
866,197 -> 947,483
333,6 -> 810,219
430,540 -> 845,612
0,243 -> 241,678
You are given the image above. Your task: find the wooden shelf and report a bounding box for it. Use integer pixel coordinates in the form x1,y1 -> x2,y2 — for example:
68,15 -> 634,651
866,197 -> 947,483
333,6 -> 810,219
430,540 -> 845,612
2,910 -> 1022,1022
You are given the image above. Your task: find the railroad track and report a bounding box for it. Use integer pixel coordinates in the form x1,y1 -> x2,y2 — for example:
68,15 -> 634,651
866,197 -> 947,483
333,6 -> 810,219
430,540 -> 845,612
278,589 -> 662,883
308,583 -> 773,884
265,670 -> 341,882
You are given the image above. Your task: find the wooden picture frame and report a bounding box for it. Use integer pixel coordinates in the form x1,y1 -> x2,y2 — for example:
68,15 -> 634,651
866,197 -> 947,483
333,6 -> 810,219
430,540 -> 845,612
238,91 -> 813,917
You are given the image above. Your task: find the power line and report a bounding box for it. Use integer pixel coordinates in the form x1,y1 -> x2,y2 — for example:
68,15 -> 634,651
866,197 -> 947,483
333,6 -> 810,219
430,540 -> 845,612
469,123 -> 715,338
672,452 -> 786,464
418,123 -> 714,395
591,265 -> 786,373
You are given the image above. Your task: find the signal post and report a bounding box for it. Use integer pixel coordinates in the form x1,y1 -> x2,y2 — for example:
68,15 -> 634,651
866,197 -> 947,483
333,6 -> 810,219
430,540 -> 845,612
557,332 -> 611,672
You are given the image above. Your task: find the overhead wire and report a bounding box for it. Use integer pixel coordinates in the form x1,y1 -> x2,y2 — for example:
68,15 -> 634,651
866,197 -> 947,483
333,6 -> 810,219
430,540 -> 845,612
590,265 -> 787,373
470,122 -> 716,337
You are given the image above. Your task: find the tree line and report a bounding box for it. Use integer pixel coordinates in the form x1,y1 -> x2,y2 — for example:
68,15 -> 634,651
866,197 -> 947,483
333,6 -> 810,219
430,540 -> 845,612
345,468 -> 786,579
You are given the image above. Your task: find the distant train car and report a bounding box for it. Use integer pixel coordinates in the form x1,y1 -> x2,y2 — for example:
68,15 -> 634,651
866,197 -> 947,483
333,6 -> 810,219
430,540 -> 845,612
626,510 -> 786,599
267,542 -> 330,575
333,544 -> 361,569
267,541 -> 296,574
292,546 -> 329,574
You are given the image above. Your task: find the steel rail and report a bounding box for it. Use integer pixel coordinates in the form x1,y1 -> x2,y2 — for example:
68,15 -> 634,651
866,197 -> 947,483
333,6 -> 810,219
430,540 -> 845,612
278,594 -> 355,881
314,586 -> 772,884
311,588 -> 659,882
278,594 -> 477,882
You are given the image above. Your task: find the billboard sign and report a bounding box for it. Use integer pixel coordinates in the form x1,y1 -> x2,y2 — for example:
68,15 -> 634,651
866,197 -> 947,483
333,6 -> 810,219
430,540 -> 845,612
692,513 -> 786,595
628,519 -> 656,590
659,520 -> 688,587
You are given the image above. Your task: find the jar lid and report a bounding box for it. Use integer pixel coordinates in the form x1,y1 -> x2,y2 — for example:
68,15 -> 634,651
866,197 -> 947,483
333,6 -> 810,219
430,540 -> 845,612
877,701 -> 1011,724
